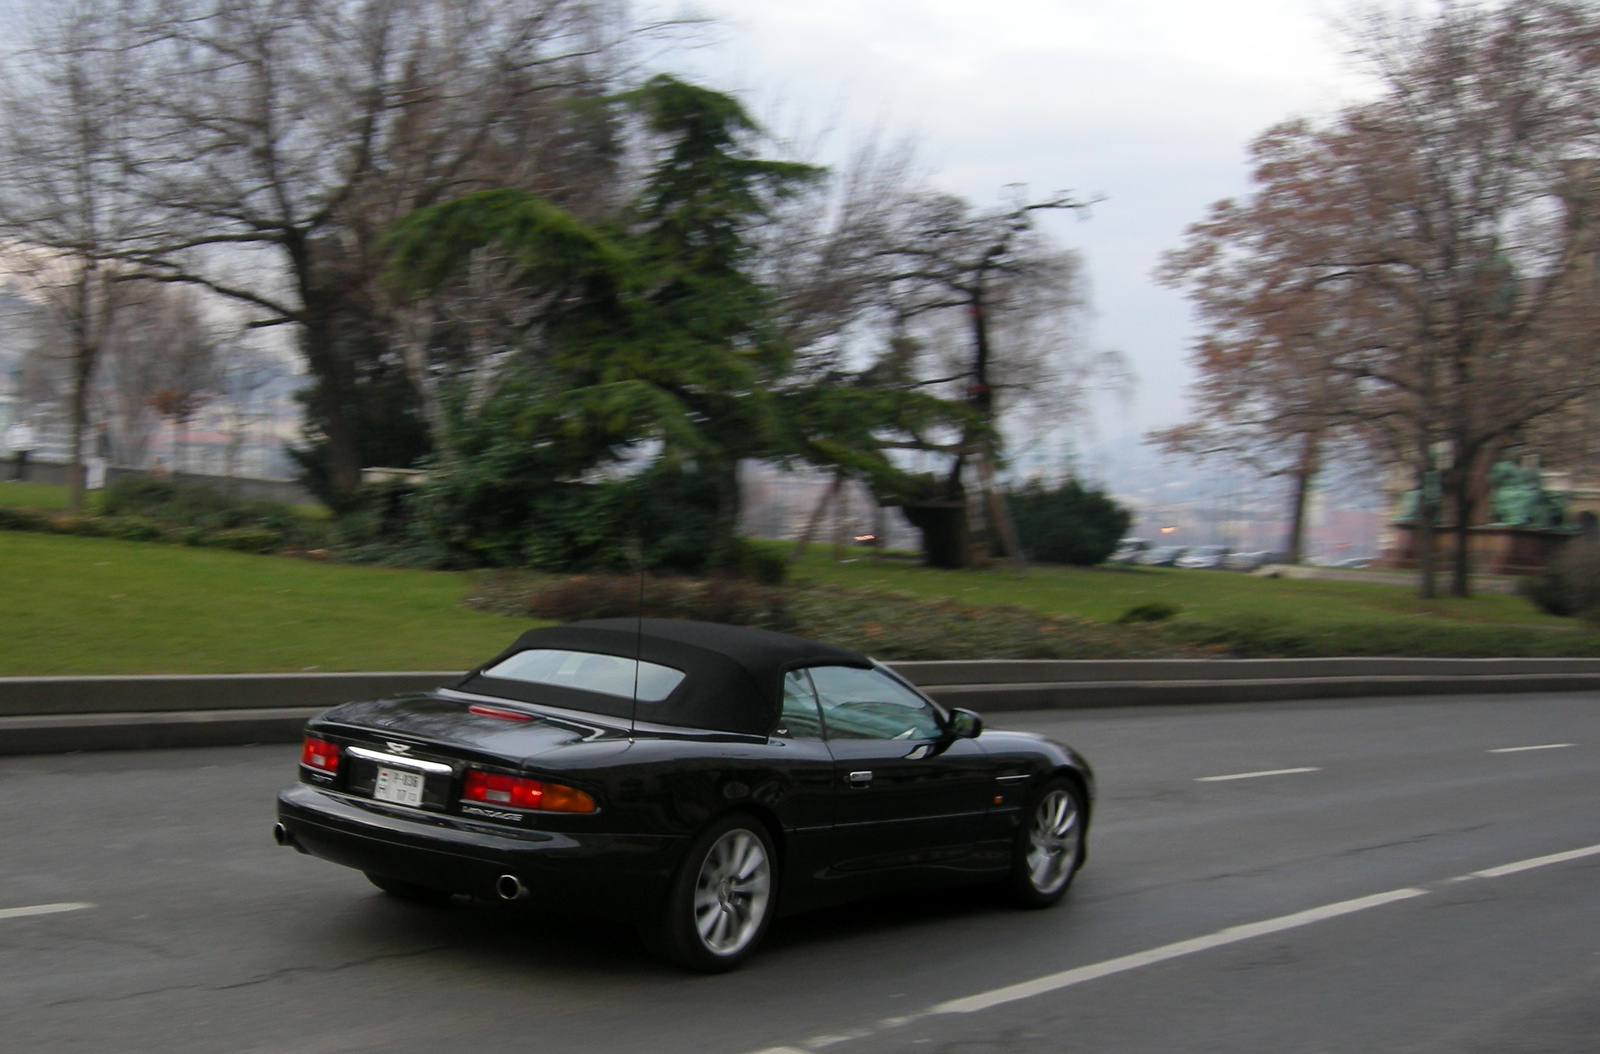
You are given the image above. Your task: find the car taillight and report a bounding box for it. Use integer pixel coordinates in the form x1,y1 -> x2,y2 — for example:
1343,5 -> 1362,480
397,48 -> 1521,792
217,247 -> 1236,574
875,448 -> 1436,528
467,704 -> 535,722
301,735 -> 340,773
462,770 -> 595,813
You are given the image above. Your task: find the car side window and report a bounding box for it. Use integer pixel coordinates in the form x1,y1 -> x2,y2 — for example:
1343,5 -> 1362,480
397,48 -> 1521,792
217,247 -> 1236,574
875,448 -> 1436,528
807,665 -> 943,741
776,669 -> 825,739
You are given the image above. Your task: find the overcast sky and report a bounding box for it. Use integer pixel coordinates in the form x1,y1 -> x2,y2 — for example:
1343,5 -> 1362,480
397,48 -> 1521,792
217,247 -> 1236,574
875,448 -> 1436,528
653,0 -> 1381,455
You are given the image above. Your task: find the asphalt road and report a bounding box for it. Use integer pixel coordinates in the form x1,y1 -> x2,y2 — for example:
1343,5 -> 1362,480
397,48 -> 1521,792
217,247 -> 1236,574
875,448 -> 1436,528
2,692 -> 1597,1054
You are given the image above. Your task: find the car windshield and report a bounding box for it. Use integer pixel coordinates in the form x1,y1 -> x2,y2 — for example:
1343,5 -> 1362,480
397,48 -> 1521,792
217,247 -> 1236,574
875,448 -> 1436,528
481,649 -> 686,703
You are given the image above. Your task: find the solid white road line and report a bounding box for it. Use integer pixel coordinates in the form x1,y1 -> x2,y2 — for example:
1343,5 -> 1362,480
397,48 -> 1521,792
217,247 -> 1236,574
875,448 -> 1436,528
1196,767 -> 1320,782
1466,843 -> 1600,879
1488,743 -> 1575,753
746,839 -> 1600,1054
0,902 -> 93,922
932,888 -> 1426,1014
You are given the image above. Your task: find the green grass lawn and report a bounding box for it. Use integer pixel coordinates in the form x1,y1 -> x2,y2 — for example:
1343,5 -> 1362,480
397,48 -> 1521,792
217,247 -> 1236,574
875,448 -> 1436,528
0,480 -> 328,519
783,547 -> 1600,657
0,531 -> 529,675
5,526 -> 1599,675
0,482 -> 98,511
788,550 -> 1567,629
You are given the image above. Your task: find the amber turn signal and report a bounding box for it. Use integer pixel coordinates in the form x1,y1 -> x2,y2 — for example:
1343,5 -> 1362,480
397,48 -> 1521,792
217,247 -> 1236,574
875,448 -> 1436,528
462,769 -> 596,813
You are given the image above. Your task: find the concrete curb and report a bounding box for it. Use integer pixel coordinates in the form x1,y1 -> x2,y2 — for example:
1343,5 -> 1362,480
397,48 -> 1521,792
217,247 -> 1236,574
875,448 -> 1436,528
2,660 -> 1597,755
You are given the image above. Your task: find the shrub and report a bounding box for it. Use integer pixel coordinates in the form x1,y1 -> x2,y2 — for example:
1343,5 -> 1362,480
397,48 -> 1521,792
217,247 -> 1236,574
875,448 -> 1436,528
98,516 -> 165,542
100,476 -> 317,541
1524,538 -> 1600,618
417,454 -> 732,574
506,574 -> 791,627
1008,480 -> 1132,566
0,506 -> 52,532
1117,601 -> 1181,624
718,537 -> 788,584
464,572 -> 1193,660
199,527 -> 287,553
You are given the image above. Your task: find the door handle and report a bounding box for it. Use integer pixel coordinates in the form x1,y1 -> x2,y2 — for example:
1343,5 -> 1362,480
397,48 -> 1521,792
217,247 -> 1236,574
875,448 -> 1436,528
847,770 -> 873,787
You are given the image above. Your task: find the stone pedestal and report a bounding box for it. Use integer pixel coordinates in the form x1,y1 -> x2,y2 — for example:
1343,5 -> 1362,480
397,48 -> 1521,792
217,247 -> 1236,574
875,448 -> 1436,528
1378,524 -> 1576,575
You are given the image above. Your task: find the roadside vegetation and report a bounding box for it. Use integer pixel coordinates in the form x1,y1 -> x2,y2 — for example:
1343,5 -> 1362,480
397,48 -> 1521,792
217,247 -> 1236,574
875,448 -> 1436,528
7,496 -> 1600,675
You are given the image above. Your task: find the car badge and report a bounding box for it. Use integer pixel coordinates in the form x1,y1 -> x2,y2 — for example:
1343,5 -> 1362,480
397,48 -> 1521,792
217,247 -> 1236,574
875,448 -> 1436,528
384,741 -> 412,754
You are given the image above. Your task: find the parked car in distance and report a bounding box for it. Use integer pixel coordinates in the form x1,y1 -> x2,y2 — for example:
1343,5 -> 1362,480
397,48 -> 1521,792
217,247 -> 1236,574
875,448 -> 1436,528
1136,545 -> 1186,567
275,619 -> 1096,972
1174,545 -> 1230,570
1222,550 -> 1270,572
1109,538 -> 1152,565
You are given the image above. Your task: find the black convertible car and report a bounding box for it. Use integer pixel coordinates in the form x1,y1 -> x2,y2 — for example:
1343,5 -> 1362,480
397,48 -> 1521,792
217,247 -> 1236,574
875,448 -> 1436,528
275,619 -> 1094,970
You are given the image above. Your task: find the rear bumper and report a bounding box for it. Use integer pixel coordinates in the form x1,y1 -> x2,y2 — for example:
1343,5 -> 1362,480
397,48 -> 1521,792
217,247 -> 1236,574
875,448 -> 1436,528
276,783 -> 684,921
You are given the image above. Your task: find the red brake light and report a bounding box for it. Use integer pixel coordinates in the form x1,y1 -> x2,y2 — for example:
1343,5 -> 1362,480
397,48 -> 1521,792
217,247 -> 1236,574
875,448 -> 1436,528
462,770 -> 595,813
300,735 -> 340,773
468,704 -> 535,722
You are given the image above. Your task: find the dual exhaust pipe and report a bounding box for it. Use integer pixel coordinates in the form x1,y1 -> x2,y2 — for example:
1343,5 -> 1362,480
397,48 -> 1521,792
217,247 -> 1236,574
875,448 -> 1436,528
274,822 -> 527,903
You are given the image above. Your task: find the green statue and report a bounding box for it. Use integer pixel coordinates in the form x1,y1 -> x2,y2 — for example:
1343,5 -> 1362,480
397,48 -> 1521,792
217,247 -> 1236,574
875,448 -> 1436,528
1488,459 -> 1566,528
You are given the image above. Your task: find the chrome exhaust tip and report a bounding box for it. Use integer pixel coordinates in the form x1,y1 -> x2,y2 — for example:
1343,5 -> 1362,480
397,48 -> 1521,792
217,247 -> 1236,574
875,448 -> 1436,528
495,874 -> 529,902
272,822 -> 292,848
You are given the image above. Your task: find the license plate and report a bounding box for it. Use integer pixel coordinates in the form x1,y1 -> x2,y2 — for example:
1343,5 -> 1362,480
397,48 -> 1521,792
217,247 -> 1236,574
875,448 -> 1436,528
373,767 -> 427,807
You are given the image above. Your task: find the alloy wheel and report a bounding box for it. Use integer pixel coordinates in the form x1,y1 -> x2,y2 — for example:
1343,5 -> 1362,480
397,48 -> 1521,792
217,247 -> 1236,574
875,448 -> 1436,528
1025,788 -> 1082,895
692,828 -> 772,956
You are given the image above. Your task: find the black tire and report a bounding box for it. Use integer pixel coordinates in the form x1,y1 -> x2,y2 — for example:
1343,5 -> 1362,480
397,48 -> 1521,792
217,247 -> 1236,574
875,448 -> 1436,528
364,871 -> 453,904
1005,778 -> 1086,909
642,813 -> 777,973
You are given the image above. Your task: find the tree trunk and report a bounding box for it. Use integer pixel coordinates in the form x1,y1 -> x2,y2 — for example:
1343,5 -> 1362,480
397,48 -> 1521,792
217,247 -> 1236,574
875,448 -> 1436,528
1285,470 -> 1311,565
1449,457 -> 1475,599
299,305 -> 363,500
65,266 -> 97,515
66,360 -> 89,514
976,454 -> 1027,575
291,238 -> 363,503
791,471 -> 843,561
1284,431 -> 1321,564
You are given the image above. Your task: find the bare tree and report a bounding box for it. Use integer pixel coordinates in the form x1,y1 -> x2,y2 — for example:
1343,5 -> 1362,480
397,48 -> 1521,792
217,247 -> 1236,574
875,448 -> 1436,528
112,0 -> 659,500
143,289 -> 220,475
881,189 -> 1103,567
1154,137 -> 1369,565
0,2 -> 146,511
1161,1 -> 1600,597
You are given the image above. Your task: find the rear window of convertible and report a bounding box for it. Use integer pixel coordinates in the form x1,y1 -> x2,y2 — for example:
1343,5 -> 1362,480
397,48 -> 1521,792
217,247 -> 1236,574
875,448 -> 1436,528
480,649 -> 687,703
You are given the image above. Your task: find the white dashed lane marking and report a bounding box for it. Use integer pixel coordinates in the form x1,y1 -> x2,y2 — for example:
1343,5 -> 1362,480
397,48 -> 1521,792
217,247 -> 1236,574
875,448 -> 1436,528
0,902 -> 94,922
1195,767 -> 1320,782
1488,743 -> 1575,753
743,842 -> 1600,1054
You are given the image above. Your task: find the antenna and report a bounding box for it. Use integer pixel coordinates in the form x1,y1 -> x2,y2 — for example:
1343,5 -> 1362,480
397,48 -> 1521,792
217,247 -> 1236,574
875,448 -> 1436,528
626,538 -> 644,741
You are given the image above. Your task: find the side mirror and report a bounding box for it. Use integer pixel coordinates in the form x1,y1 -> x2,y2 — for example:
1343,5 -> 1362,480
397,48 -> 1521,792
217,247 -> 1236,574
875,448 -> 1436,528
948,708 -> 983,739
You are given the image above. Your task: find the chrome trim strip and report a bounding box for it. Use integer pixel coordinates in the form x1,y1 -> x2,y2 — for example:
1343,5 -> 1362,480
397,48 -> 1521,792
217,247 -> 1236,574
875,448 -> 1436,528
995,774 -> 1032,783
345,745 -> 454,776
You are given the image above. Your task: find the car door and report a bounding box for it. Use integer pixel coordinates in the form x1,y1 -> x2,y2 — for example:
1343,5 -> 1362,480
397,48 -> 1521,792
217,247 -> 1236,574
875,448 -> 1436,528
804,664 -> 993,873
766,669 -> 837,891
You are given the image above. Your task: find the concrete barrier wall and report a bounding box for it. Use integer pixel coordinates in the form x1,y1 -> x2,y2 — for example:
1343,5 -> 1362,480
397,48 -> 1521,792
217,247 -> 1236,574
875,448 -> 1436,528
2,658 -> 1597,756
0,672 -> 462,717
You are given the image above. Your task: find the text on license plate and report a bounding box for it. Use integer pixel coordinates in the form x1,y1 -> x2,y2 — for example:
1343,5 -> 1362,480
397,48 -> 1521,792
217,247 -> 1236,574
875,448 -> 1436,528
374,767 -> 427,806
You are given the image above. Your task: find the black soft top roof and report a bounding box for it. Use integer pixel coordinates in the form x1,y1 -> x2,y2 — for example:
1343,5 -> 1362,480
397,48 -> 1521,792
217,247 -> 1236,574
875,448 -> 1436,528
456,619 -> 869,736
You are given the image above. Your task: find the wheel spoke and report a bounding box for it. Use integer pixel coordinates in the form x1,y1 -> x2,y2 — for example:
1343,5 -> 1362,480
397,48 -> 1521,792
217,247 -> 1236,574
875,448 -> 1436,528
1022,790 -> 1081,895
692,827 -> 773,955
